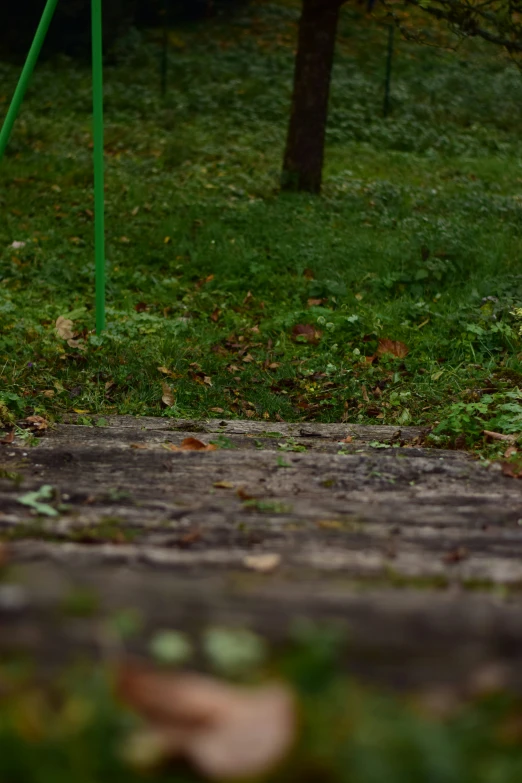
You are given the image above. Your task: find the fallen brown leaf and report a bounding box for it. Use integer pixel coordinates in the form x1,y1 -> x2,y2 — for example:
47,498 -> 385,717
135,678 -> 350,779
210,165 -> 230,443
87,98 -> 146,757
0,430 -> 14,444
55,315 -> 74,340
244,553 -> 281,573
317,520 -> 343,530
443,547 -> 469,564
130,443 -> 149,450
484,430 -> 517,443
236,487 -> 255,501
501,462 -> 522,478
116,663 -> 296,780
307,298 -> 325,307
178,528 -> 202,547
161,383 -> 175,408
25,415 -> 48,431
377,338 -> 409,359
213,481 -> 235,489
504,445 -> 518,459
180,438 -> 217,452
291,324 -> 322,344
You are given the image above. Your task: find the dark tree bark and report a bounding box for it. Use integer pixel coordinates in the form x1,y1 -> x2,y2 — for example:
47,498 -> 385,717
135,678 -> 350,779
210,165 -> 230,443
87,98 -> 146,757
282,0 -> 344,194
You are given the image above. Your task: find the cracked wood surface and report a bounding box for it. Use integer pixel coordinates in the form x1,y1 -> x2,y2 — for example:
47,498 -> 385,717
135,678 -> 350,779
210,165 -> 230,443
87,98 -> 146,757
1,417 -> 522,691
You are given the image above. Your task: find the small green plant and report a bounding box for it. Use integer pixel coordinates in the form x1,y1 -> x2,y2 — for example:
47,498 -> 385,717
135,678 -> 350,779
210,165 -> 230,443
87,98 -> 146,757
278,439 -> 307,453
433,390 -> 522,446
242,499 -> 292,514
17,485 -> 58,517
209,435 -> 235,449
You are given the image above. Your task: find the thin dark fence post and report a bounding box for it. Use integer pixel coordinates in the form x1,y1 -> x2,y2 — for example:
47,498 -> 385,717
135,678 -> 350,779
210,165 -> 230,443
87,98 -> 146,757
383,23 -> 394,118
92,0 -> 106,333
161,1 -> 168,97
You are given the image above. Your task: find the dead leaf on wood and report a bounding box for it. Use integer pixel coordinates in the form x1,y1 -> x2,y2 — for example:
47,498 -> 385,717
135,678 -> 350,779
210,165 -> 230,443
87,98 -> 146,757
317,520 -> 344,530
116,663 -> 296,779
339,435 -> 353,444
291,324 -> 322,344
161,383 -> 175,408
55,315 -> 74,340
214,481 -> 235,489
180,438 -> 217,452
0,430 -> 14,444
244,553 -> 281,573
377,338 -> 409,359
130,443 -> 149,450
443,547 -> 469,564
236,487 -> 255,501
178,528 -> 202,547
25,415 -> 48,431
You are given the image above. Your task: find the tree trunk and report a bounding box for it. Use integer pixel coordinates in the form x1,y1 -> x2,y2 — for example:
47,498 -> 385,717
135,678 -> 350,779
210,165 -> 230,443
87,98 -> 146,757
282,0 -> 342,194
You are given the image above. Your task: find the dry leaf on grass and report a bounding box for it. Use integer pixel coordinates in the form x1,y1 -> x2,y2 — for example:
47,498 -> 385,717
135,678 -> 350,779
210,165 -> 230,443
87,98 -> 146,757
244,553 -> 281,573
117,663 -> 296,779
161,383 -> 175,407
376,338 -> 409,359
484,430 -> 517,443
504,445 -> 518,458
55,315 -> 74,340
291,324 -> 322,344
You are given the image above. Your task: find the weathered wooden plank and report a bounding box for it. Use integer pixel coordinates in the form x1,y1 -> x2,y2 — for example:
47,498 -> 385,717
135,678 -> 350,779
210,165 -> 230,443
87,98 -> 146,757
2,417 -> 522,690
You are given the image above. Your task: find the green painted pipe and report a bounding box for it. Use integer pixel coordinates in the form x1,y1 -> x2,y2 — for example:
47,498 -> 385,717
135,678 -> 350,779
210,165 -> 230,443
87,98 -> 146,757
0,0 -> 59,161
92,0 -> 105,333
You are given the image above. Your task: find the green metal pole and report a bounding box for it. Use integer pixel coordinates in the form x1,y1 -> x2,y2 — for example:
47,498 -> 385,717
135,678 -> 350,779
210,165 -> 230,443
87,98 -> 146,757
0,0 -> 59,161
92,0 -> 105,333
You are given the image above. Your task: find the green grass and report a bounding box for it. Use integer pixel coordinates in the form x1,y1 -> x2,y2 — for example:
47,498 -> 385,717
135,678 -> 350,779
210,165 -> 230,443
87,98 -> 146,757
2,1 -> 522,446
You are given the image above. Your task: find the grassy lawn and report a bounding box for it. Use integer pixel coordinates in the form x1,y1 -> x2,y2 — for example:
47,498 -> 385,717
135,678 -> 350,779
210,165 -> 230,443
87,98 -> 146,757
1,1 -> 522,450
